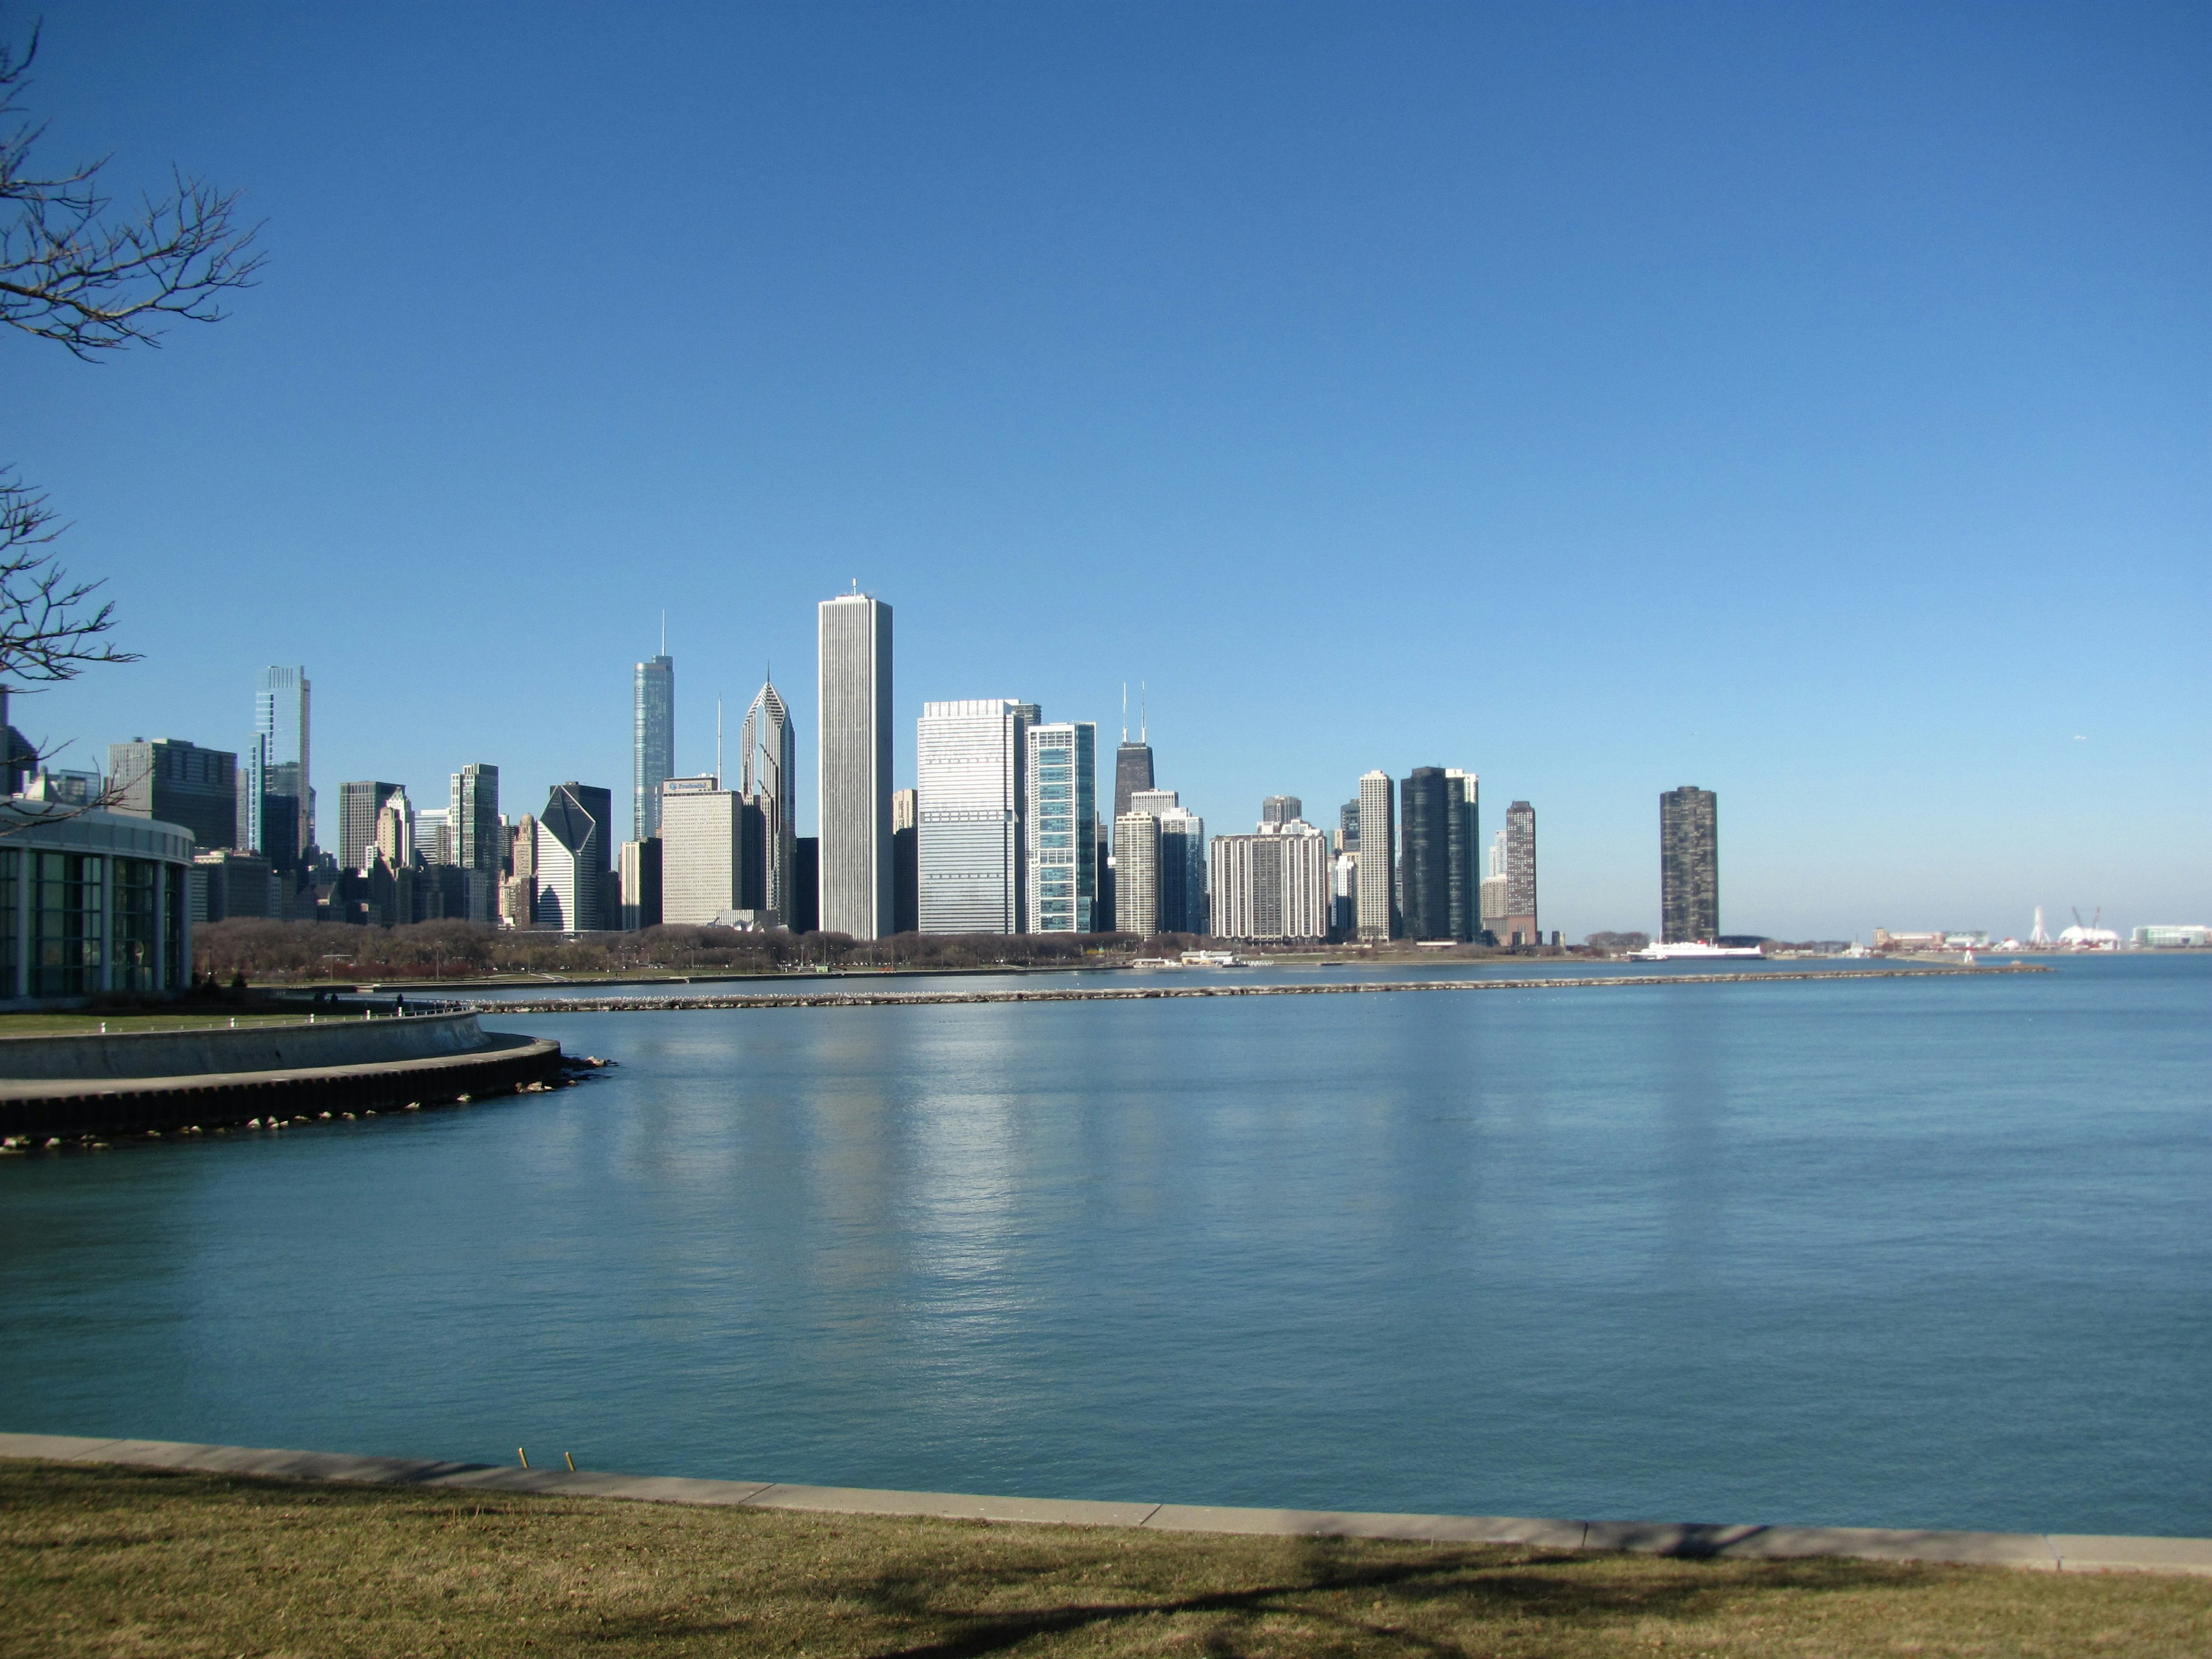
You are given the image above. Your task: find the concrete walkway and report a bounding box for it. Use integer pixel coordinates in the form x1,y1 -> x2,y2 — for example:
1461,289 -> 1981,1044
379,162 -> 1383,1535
6,1433 -> 2206,1577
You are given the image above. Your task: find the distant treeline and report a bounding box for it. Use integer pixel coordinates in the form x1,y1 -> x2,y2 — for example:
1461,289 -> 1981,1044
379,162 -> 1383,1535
190,920 -> 1226,982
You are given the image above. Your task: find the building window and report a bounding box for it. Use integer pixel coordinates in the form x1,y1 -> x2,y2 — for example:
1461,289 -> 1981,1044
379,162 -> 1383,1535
113,858 -> 160,993
0,847 -> 17,998
31,851 -> 104,997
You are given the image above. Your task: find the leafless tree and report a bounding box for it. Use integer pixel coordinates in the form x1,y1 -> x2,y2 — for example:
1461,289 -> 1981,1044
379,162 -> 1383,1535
1,21 -> 260,829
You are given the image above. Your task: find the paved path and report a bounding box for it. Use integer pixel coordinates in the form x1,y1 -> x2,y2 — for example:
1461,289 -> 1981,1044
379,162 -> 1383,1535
5,1433 -> 2203,1576
467,963 -> 2046,1015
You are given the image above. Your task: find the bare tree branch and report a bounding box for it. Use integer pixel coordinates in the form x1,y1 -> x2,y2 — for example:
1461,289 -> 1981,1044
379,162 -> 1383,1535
1,24 -> 264,359
0,472 -> 139,683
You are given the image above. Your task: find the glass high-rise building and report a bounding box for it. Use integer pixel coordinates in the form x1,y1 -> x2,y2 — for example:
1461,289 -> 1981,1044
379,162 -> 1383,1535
535,782 -> 612,931
1660,785 -> 1719,943
740,677 -> 796,925
916,699 -> 1031,934
1444,769 -> 1479,943
1398,768 -> 1453,942
817,592 -> 893,940
108,738 -> 237,853
1025,721 -> 1096,933
1355,771 -> 1395,941
251,666 -> 311,867
450,763 -> 500,922
632,652 -> 675,842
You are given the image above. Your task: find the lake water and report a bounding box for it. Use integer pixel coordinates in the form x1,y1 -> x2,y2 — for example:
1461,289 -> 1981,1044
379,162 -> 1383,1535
4,955 -> 2207,1537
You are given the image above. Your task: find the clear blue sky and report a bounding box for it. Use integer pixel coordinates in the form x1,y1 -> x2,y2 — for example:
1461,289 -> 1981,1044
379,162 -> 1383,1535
10,2 -> 2207,939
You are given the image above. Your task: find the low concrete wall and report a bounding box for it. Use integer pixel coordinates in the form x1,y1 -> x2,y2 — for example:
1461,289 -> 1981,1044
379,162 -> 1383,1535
0,1012 -> 489,1081
2,1434 -> 2206,1577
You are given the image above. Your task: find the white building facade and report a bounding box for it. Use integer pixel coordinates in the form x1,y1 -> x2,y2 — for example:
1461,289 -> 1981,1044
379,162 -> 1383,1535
818,593 -> 893,939
1210,820 -> 1330,941
916,699 -> 1032,934
659,776 -> 753,926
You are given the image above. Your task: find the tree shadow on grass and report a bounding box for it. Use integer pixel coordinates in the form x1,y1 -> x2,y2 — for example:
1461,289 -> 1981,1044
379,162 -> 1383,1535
575,1529 -> 1942,1659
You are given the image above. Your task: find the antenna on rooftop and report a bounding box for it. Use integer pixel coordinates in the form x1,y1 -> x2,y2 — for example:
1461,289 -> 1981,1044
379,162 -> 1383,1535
716,697 -> 723,789
660,609 -> 666,657
1121,683 -> 1128,743
1140,680 -> 1147,743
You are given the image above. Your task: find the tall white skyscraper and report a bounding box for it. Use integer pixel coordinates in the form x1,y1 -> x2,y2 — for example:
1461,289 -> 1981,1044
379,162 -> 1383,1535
740,677 -> 796,925
1025,721 -> 1096,933
1356,770 -> 1395,942
633,650 -> 675,842
818,590 -> 892,939
916,699 -> 1031,934
1210,819 -> 1330,941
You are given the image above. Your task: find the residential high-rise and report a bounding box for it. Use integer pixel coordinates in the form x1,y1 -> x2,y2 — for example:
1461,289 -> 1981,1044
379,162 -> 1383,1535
450,763 -> 500,922
1444,769 -> 1479,943
108,738 -> 237,851
660,775 -> 757,925
633,650 -> 675,842
917,700 -> 1031,934
1339,800 -> 1360,854
534,782 -> 612,931
339,781 -> 404,874
1397,768 -> 1453,942
1261,796 -> 1302,826
1502,800 -> 1538,946
1660,785 -> 1719,944
1112,810 -> 1160,934
1157,806 -> 1206,934
252,666 -> 312,858
1025,721 -> 1096,933
1211,820 -> 1330,941
892,787 -> 918,934
740,677 -> 796,923
817,592 -> 892,939
1355,771 -> 1395,941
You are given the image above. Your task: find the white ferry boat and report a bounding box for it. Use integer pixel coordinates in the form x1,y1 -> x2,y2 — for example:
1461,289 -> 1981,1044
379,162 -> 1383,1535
1629,940 -> 1766,961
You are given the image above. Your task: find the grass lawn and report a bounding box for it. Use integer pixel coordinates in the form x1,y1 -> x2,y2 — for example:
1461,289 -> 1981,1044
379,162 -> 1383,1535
3,1462 -> 2207,1658
0,1010 -> 370,1036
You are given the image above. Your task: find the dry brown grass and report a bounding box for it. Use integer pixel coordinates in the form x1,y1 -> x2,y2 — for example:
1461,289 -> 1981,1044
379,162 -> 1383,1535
3,1460 -> 2207,1658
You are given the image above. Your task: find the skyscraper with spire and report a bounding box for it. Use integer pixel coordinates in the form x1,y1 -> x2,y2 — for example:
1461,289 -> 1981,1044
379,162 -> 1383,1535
1113,682 -> 1154,823
633,626 -> 675,842
740,675 -> 797,926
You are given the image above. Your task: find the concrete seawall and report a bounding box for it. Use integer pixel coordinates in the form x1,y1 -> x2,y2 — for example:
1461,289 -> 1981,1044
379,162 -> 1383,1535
0,1029 -> 569,1140
3,1433 -> 2204,1577
0,1010 -> 491,1081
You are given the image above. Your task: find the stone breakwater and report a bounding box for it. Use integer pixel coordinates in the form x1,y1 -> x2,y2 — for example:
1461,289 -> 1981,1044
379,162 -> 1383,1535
462,963 -> 2047,1016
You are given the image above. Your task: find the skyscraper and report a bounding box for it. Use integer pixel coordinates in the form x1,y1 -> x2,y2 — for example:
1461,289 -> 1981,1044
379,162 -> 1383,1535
450,763 -> 501,922
1157,806 -> 1206,934
1355,771 -> 1396,942
1339,800 -> 1360,853
1112,692 -> 1154,826
892,787 -> 918,934
916,699 -> 1029,934
1211,819 -> 1330,941
1025,721 -> 1096,933
108,738 -> 236,852
339,781 -> 404,873
1397,768 -> 1452,942
1261,796 -> 1302,826
1479,830 -> 1509,942
1660,785 -> 1719,943
1112,810 -> 1160,934
252,666 -> 312,858
535,782 -> 612,931
818,591 -> 892,939
1444,769 -> 1479,944
659,775 -> 756,925
1502,800 -> 1538,946
632,649 -> 675,841
740,677 -> 796,923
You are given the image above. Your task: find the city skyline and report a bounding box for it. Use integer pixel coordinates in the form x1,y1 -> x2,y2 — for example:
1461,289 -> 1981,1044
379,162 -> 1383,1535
15,8 -> 2207,939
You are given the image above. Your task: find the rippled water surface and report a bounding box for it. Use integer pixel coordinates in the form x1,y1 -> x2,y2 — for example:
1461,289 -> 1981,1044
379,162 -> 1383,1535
4,956 -> 2207,1536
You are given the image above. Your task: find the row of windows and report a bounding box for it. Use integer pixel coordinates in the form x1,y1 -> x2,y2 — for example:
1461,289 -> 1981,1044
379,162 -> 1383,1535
0,853 -> 178,997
